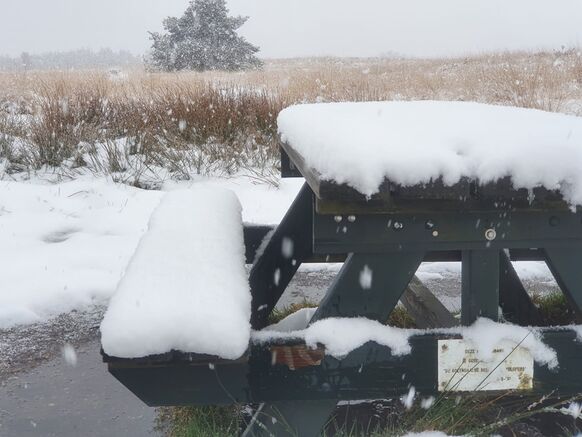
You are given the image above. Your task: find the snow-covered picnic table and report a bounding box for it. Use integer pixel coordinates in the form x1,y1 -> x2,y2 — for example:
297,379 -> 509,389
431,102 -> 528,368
102,101 -> 582,437
278,101 -> 582,205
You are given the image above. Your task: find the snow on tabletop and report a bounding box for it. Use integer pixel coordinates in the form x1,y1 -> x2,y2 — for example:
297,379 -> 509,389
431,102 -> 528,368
278,101 -> 582,204
101,186 -> 251,359
255,316 -> 561,367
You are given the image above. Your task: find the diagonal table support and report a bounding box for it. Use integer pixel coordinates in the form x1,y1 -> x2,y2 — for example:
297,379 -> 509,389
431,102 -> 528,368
246,251 -> 424,437
543,247 -> 582,320
242,400 -> 338,437
461,249 -> 500,325
311,252 -> 425,323
499,251 -> 542,325
249,183 -> 314,330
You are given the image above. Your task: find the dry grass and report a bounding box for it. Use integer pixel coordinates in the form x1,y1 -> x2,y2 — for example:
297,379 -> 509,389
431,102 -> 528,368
0,49 -> 581,182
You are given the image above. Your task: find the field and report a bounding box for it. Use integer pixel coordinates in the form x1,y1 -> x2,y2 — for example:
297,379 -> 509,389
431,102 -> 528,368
2,50 -> 582,436
1,49 -> 581,185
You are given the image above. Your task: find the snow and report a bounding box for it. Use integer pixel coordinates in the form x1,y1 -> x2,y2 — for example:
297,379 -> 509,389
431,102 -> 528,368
0,175 -> 302,329
256,316 -> 561,368
61,343 -> 78,367
255,317 -> 412,358
359,265 -> 373,290
460,317 -> 557,368
562,402 -> 582,419
0,178 -> 162,328
266,307 -> 316,332
401,386 -> 416,410
278,101 -> 582,204
101,186 -> 251,359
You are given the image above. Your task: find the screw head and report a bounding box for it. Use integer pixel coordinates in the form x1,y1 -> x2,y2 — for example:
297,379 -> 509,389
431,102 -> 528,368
347,215 -> 356,223
334,215 -> 343,223
393,221 -> 404,230
485,228 -> 497,241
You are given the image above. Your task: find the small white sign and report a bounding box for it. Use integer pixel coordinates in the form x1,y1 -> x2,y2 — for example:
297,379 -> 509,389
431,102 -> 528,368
437,339 -> 534,392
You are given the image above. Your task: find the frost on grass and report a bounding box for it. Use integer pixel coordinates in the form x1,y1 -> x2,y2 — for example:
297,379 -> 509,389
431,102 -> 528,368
278,101 -> 582,205
101,186 -> 251,360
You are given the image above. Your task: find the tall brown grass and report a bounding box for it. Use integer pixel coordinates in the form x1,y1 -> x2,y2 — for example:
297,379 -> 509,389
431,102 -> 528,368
0,49 -> 580,182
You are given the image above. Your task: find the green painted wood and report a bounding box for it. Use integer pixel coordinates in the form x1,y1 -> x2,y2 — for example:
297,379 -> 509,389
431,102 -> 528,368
543,247 -> 582,320
499,251 -> 543,326
280,142 -> 568,213
310,252 -> 425,323
462,250 -> 500,325
401,276 -> 458,328
106,329 -> 582,406
243,225 -> 549,265
249,183 -> 314,329
243,400 -> 338,437
313,210 -> 582,254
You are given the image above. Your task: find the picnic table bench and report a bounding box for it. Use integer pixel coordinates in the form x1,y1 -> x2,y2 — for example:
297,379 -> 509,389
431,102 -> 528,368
102,101 -> 582,436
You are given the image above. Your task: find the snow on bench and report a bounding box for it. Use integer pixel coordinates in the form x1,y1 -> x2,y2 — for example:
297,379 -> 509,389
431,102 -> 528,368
101,186 -> 251,360
278,101 -> 582,205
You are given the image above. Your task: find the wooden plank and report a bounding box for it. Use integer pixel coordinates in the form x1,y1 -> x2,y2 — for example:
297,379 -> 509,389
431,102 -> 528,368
400,276 -> 458,328
280,141 -> 568,213
543,247 -> 582,322
499,252 -> 543,326
310,252 -> 424,323
242,226 -> 549,264
106,329 -> 582,406
280,148 -> 303,178
461,250 -> 500,325
313,209 -> 582,255
249,183 -> 314,329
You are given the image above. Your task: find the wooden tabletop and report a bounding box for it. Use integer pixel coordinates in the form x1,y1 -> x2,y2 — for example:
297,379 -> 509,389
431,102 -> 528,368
280,142 -> 568,214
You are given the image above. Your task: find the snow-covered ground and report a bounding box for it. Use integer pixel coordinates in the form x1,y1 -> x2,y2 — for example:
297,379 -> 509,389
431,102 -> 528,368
0,175 -> 303,329
0,171 -> 560,331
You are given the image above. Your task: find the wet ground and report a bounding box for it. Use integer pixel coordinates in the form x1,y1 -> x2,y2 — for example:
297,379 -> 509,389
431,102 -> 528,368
0,266 -> 562,436
0,341 -> 158,437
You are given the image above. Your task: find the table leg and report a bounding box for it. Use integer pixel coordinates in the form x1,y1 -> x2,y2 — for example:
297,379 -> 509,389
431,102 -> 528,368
310,252 -> 425,323
242,400 -> 338,437
461,250 -> 500,325
499,251 -> 542,325
249,183 -> 314,330
543,247 -> 582,320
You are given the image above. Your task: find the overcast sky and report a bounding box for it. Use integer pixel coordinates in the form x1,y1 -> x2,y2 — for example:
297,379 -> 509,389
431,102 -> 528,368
0,0 -> 581,58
